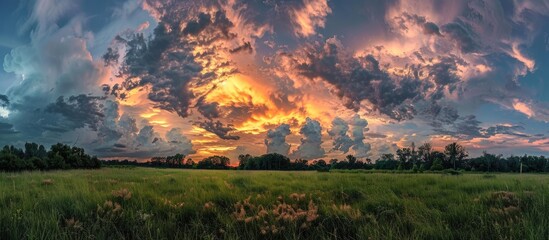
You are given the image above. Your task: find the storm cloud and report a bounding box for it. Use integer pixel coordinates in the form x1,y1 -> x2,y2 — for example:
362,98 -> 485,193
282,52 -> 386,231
291,118 -> 325,160
265,124 -> 292,155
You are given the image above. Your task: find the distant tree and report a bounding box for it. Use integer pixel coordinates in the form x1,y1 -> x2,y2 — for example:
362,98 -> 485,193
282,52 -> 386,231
238,154 -> 253,169
396,148 -> 412,169
444,142 -> 468,170
185,158 -> 195,167
419,164 -> 425,173
418,143 -> 432,162
292,159 -> 308,170
412,164 -> 419,173
380,153 -> 395,161
197,156 -> 230,169
312,159 -> 327,170
346,155 -> 357,164
430,158 -> 444,171
1,142 -> 99,171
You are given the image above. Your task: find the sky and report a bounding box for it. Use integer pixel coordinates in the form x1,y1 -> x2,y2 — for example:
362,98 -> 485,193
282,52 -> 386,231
0,0 -> 548,162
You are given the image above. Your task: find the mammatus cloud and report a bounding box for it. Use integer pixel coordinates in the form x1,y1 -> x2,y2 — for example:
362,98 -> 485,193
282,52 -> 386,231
265,124 -> 291,155
291,118 -> 325,160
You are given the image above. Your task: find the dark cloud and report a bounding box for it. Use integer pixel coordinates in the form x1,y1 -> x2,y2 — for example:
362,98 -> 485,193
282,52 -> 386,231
182,12 -> 212,35
109,7 -> 238,118
165,128 -> 196,155
196,120 -> 240,140
364,132 -> 387,139
0,122 -> 18,135
418,102 -> 460,128
349,115 -> 371,158
230,42 -> 253,54
102,47 -> 119,67
423,22 -> 441,35
441,21 -> 480,53
327,117 -> 353,153
0,95 -> 9,107
113,143 -> 127,148
426,55 -> 466,87
434,115 -> 532,140
265,124 -> 291,155
45,95 -> 106,131
287,37 -> 423,121
291,118 -> 325,160
392,12 -> 441,36
195,96 -> 221,120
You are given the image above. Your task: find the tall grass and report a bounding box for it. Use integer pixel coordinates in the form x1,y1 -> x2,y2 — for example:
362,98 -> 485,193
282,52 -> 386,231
0,168 -> 548,239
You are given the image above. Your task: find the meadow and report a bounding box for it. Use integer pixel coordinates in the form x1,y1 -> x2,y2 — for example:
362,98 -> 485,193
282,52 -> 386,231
1,168 -> 548,239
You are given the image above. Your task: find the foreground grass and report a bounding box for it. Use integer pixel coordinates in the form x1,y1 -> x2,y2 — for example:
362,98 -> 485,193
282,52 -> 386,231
1,168 -> 548,239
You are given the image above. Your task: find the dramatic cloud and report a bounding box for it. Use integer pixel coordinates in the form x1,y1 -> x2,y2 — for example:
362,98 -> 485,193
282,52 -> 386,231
349,115 -> 372,158
327,117 -> 353,153
283,37 -> 423,121
328,115 -> 371,158
46,95 -> 106,131
441,21 -> 480,54
291,118 -> 325,160
265,124 -> 292,155
434,115 -> 536,140
291,0 -> 332,37
0,95 -> 8,107
196,121 -> 240,140
1,0 -> 548,159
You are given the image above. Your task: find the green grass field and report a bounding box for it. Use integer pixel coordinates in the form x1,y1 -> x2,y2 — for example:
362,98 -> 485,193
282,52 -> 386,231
1,168 -> 548,239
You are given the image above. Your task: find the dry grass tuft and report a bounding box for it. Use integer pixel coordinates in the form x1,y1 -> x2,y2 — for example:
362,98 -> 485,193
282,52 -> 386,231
42,179 -> 54,185
111,188 -> 132,200
204,201 -> 215,210
64,217 -> 83,230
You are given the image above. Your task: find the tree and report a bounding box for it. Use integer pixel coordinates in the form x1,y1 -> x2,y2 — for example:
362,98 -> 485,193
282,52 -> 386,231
418,143 -> 432,162
431,158 -> 444,171
396,148 -> 412,169
346,155 -> 357,164
185,158 -> 195,167
197,156 -> 231,169
444,142 -> 468,170
238,154 -> 252,169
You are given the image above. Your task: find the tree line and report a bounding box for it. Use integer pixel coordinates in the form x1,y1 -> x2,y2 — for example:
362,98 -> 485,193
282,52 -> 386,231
104,142 -> 549,173
0,143 -> 101,171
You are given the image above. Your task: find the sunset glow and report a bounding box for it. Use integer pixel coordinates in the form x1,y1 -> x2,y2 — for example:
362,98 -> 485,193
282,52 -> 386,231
0,0 -> 548,161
